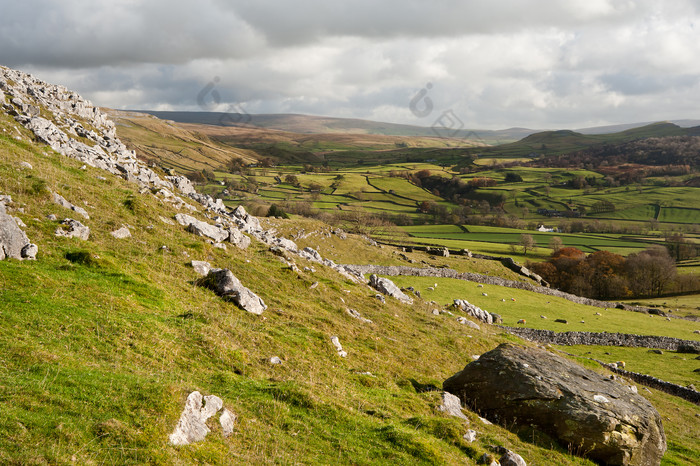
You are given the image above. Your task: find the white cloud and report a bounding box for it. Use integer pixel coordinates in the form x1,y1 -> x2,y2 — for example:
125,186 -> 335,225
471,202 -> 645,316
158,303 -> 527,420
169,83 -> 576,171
3,0 -> 700,129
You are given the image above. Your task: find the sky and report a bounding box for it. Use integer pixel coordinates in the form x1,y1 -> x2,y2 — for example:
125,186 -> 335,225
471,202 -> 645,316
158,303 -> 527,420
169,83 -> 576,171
2,0 -> 700,130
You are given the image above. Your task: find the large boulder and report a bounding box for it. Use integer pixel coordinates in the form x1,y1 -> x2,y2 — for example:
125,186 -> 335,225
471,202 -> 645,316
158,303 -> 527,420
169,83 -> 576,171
369,274 -> 413,304
197,268 -> 267,315
443,344 -> 666,465
0,202 -> 35,260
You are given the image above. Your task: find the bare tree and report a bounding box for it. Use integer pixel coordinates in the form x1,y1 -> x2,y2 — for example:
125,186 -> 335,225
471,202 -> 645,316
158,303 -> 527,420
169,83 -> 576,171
519,234 -> 536,255
626,247 -> 677,297
548,236 -> 563,253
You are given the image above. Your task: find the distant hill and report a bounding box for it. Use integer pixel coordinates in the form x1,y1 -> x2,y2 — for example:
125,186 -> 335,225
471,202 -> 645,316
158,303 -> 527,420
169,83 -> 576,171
471,122 -> 700,160
576,119 -> 700,134
134,111 -> 535,145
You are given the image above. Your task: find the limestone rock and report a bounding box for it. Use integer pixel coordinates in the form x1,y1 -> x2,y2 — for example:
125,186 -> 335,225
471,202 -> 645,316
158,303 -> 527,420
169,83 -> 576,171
110,226 -> 131,239
346,308 -> 372,324
454,299 -> 493,324
444,343 -> 666,465
369,274 -> 413,304
463,429 -> 477,442
169,391 -> 233,446
197,268 -> 267,315
190,260 -> 211,276
227,227 -> 251,249
219,408 -> 236,437
437,391 -> 468,420
52,192 -> 89,219
500,450 -> 527,466
175,214 -> 229,243
331,335 -> 347,357
0,202 -> 34,260
54,218 -> 90,240
21,243 -> 38,260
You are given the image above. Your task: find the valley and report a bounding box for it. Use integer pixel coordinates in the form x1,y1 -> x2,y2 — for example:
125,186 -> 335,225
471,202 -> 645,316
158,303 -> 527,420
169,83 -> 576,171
1,66 -> 699,464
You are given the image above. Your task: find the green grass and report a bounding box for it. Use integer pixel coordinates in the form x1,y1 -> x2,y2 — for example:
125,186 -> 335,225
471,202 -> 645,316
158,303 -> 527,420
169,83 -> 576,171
382,276 -> 700,340
2,106 -> 698,464
557,346 -> 700,387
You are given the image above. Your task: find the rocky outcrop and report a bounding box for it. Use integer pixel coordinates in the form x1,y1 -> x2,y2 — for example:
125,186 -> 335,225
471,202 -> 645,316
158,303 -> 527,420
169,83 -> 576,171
52,192 -> 89,219
444,344 -> 666,465
369,274 -> 413,304
174,213 -> 229,243
453,299 -> 494,324
169,391 -> 235,446
54,218 -> 90,240
197,268 -> 267,315
0,201 -> 36,260
501,257 -> 548,287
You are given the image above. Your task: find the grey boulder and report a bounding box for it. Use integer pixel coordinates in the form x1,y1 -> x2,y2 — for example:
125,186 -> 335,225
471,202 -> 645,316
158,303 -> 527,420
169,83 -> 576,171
197,268 -> 267,315
55,218 -> 90,240
369,274 -> 413,304
0,202 -> 34,260
444,343 -> 666,466
169,391 -> 235,446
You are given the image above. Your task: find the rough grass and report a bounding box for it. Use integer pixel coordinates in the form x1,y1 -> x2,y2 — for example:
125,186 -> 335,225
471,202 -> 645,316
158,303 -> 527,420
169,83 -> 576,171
1,111 -> 698,464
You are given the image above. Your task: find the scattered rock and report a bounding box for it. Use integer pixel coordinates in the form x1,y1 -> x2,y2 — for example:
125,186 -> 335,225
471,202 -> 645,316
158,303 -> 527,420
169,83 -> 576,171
55,218 -> 90,240
499,450 -> 527,466
52,192 -> 89,219
463,429 -> 477,443
346,308 -> 372,324
197,268 -> 267,315
457,316 -> 481,330
444,343 -> 666,465
0,202 -> 35,260
110,226 -> 131,239
19,161 -> 33,170
369,274 -> 413,304
453,299 -> 493,324
648,349 -> 663,355
227,227 -> 250,249
331,336 -> 347,357
190,260 -> 211,276
309,281 -> 319,289
169,391 -> 234,446
269,356 -> 282,365
437,392 -> 468,420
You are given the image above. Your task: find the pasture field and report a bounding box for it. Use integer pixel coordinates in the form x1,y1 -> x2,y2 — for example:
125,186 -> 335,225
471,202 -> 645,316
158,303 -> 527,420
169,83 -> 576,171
558,346 -> 700,388
400,224 -> 655,255
382,276 -> 700,341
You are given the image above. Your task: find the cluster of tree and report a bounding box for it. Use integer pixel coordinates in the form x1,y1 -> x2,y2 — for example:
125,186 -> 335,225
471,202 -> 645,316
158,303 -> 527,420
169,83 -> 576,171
528,247 -> 694,299
185,169 -> 216,183
399,170 -> 507,208
533,136 -> 700,174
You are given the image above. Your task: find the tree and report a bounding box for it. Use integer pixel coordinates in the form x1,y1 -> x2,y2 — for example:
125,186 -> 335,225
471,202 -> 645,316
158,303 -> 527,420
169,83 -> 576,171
519,234 -> 536,255
626,247 -> 677,297
548,236 -> 563,253
284,174 -> 300,187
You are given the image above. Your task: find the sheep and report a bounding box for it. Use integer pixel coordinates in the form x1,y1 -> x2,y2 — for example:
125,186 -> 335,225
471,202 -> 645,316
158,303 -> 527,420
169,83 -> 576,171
517,319 -> 526,324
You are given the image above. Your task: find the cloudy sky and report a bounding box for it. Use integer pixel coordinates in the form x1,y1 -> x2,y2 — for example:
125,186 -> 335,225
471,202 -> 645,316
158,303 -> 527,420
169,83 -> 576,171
2,0 -> 700,129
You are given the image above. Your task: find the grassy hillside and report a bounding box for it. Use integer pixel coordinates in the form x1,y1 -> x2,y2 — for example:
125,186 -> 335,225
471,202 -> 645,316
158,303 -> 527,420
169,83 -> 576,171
3,108 -> 699,465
